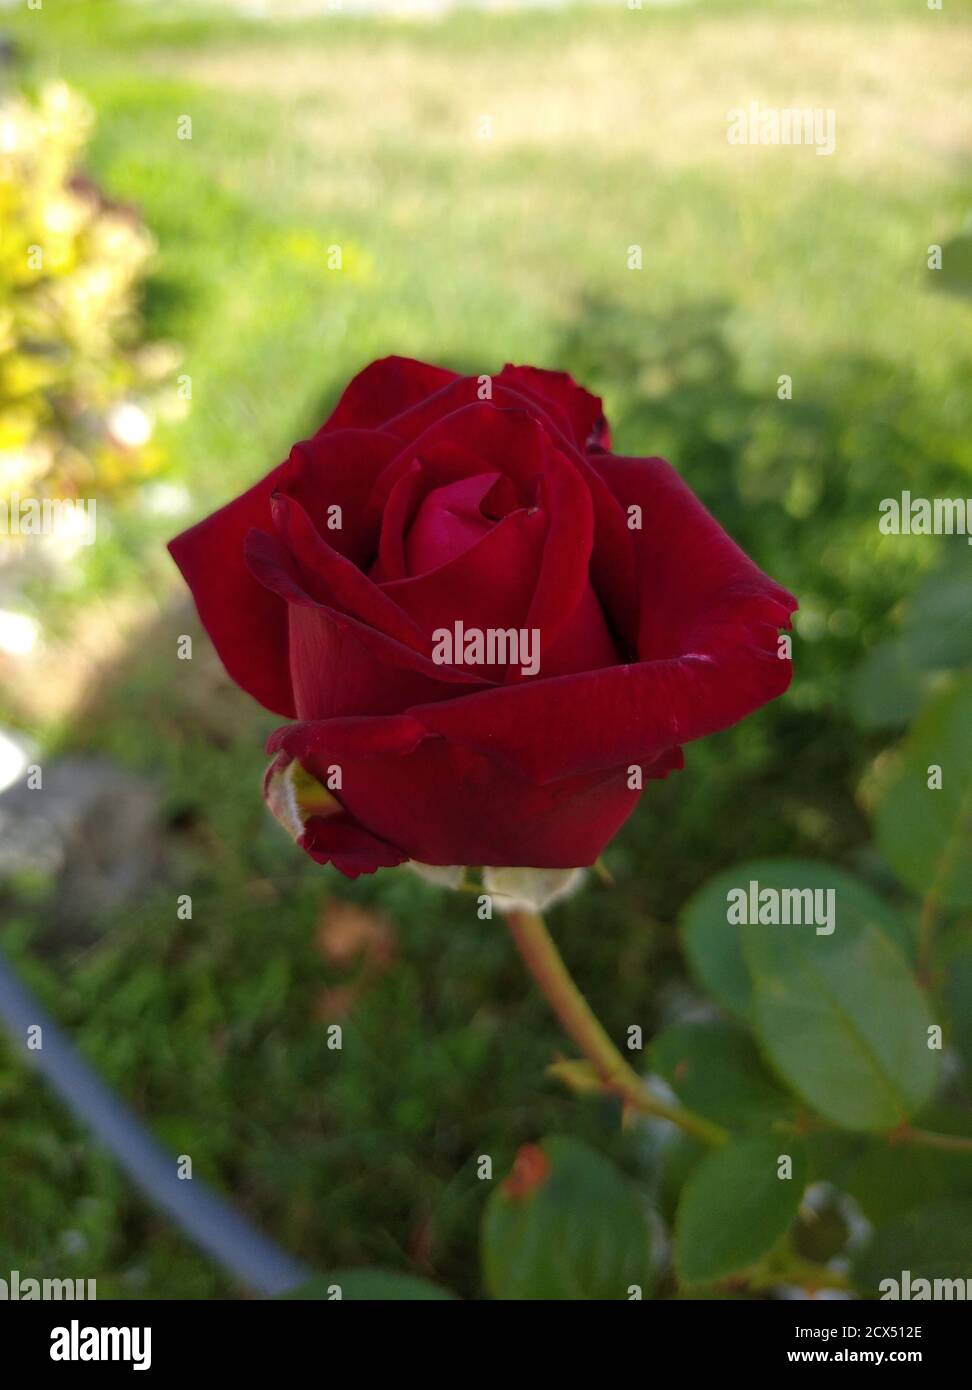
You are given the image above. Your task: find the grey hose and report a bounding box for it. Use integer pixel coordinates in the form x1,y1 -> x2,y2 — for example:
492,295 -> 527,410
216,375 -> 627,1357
0,948 -> 310,1297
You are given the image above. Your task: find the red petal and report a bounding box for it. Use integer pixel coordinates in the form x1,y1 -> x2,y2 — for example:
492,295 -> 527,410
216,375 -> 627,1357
409,647 -> 789,785
282,428 -> 401,567
168,429 -> 399,716
405,457 -> 796,783
373,382 -> 635,645
299,816 -> 408,877
269,493 -> 430,654
296,731 -> 640,868
596,453 -> 796,663
321,356 -> 460,433
169,457 -> 296,717
244,528 -> 490,719
369,404 -> 603,667
381,505 -> 545,643
496,363 -> 611,450
401,472 -> 499,576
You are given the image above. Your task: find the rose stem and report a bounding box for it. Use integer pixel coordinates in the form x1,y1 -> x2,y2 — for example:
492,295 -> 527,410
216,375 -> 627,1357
898,1126 -> 972,1154
504,909 -> 727,1147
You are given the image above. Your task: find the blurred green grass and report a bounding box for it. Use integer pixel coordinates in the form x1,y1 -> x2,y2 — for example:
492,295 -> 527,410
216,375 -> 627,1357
0,0 -> 970,1296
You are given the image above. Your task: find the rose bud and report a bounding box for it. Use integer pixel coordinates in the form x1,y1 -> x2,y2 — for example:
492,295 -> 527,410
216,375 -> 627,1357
169,357 -> 796,888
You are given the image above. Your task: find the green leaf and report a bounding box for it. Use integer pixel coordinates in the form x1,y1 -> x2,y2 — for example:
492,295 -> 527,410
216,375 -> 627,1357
651,1019 -> 793,1130
657,1131 -> 707,1226
675,1134 -> 807,1285
282,1270 -> 457,1300
901,563 -> 972,671
848,639 -> 939,730
681,870 -> 756,1020
942,942 -> 972,1068
804,1130 -> 867,1189
740,867 -> 938,1131
844,1131 -> 972,1226
682,859 -> 915,1024
482,1136 -> 656,1300
847,561 -> 969,728
852,1201 -> 972,1295
875,679 -> 972,911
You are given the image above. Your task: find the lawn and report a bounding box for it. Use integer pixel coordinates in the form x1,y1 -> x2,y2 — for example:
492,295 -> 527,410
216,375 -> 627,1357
0,0 -> 970,1297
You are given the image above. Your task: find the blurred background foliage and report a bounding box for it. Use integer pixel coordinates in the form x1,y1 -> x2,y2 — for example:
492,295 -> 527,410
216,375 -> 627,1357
0,0 -> 969,1298
0,79 -> 175,501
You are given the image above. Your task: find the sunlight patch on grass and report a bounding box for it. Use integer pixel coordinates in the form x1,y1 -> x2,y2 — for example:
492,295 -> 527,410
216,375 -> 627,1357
171,18 -> 972,179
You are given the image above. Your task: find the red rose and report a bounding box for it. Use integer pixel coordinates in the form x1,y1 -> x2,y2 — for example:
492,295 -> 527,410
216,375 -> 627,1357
169,357 -> 796,879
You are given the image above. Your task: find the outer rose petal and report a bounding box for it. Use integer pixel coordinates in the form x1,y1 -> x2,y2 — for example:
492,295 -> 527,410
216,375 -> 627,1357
408,651 -> 786,784
321,356 -> 460,433
267,717 -> 683,873
263,749 -> 407,877
595,454 -> 796,664
282,730 -> 641,867
169,456 -> 296,717
495,364 -> 611,451
322,354 -> 610,455
300,816 -> 407,877
168,428 -> 400,717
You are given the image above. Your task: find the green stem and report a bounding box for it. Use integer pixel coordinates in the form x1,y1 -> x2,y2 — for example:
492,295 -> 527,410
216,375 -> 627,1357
900,1126 -> 972,1154
504,909 -> 727,1147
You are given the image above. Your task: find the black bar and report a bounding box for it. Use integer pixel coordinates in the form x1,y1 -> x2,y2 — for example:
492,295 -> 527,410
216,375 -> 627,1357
1,1297 -> 965,1374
